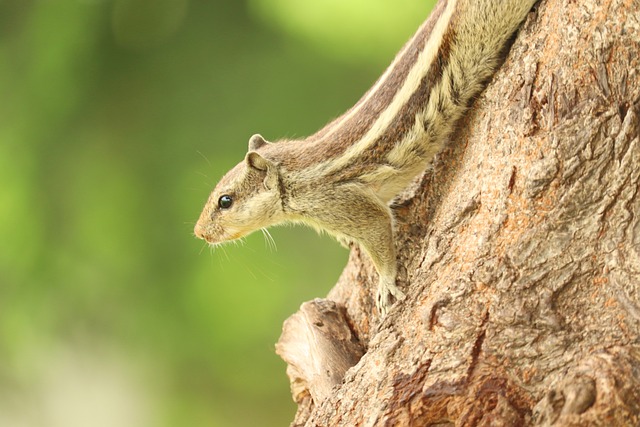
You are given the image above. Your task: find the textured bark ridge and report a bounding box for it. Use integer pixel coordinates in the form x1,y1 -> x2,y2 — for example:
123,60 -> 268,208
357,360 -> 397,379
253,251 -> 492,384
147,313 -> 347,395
276,0 -> 640,425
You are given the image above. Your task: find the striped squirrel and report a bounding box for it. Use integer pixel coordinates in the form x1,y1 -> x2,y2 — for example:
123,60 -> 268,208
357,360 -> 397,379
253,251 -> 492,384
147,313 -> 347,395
194,0 -> 537,316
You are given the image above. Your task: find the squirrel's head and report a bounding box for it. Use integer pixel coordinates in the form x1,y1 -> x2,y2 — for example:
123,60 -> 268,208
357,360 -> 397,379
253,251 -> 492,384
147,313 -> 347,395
194,135 -> 284,244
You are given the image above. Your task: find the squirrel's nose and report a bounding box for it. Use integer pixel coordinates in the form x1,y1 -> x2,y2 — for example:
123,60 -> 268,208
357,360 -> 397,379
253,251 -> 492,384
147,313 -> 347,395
194,222 -> 207,241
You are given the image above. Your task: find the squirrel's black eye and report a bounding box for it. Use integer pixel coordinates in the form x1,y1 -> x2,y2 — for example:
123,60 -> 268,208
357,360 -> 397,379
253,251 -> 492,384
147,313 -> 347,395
218,195 -> 233,209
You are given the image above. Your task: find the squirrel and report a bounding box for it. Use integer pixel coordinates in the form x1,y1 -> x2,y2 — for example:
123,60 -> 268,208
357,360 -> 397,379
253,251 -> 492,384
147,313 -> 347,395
194,0 -> 538,316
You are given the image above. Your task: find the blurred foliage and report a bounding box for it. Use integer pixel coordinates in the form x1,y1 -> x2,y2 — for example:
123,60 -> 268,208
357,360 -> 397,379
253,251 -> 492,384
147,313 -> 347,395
0,0 -> 434,426
248,0 -> 430,63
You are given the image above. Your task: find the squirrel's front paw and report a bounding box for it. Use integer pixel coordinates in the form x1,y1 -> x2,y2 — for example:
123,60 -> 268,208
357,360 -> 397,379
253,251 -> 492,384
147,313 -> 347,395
376,280 -> 406,316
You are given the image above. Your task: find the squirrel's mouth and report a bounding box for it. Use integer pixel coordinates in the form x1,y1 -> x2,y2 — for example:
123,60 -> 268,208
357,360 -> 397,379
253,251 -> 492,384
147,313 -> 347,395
194,221 -> 246,245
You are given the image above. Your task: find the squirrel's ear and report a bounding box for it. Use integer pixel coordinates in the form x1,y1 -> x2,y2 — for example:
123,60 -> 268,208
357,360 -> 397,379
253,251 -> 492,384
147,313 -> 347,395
245,151 -> 273,171
245,151 -> 279,190
248,134 -> 268,151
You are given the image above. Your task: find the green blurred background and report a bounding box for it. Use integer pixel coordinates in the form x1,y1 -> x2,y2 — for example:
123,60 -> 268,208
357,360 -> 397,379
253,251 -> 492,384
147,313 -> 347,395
0,0 -> 433,425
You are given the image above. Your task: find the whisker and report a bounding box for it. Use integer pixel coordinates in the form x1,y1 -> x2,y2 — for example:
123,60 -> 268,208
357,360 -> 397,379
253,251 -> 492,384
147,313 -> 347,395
195,171 -> 211,180
196,150 -> 212,167
260,229 -> 270,251
218,244 -> 230,262
244,259 -> 258,280
261,228 -> 277,252
199,241 -> 209,255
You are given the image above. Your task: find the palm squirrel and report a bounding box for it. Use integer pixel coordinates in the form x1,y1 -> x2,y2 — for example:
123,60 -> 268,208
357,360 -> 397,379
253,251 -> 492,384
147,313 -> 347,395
195,0 -> 537,315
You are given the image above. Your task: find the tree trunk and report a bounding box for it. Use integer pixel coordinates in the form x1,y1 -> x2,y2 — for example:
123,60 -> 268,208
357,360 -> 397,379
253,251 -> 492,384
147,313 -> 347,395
276,0 -> 640,425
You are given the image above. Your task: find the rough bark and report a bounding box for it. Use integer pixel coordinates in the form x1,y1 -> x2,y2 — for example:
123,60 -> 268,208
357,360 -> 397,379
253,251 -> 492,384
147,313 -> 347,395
276,0 -> 640,425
